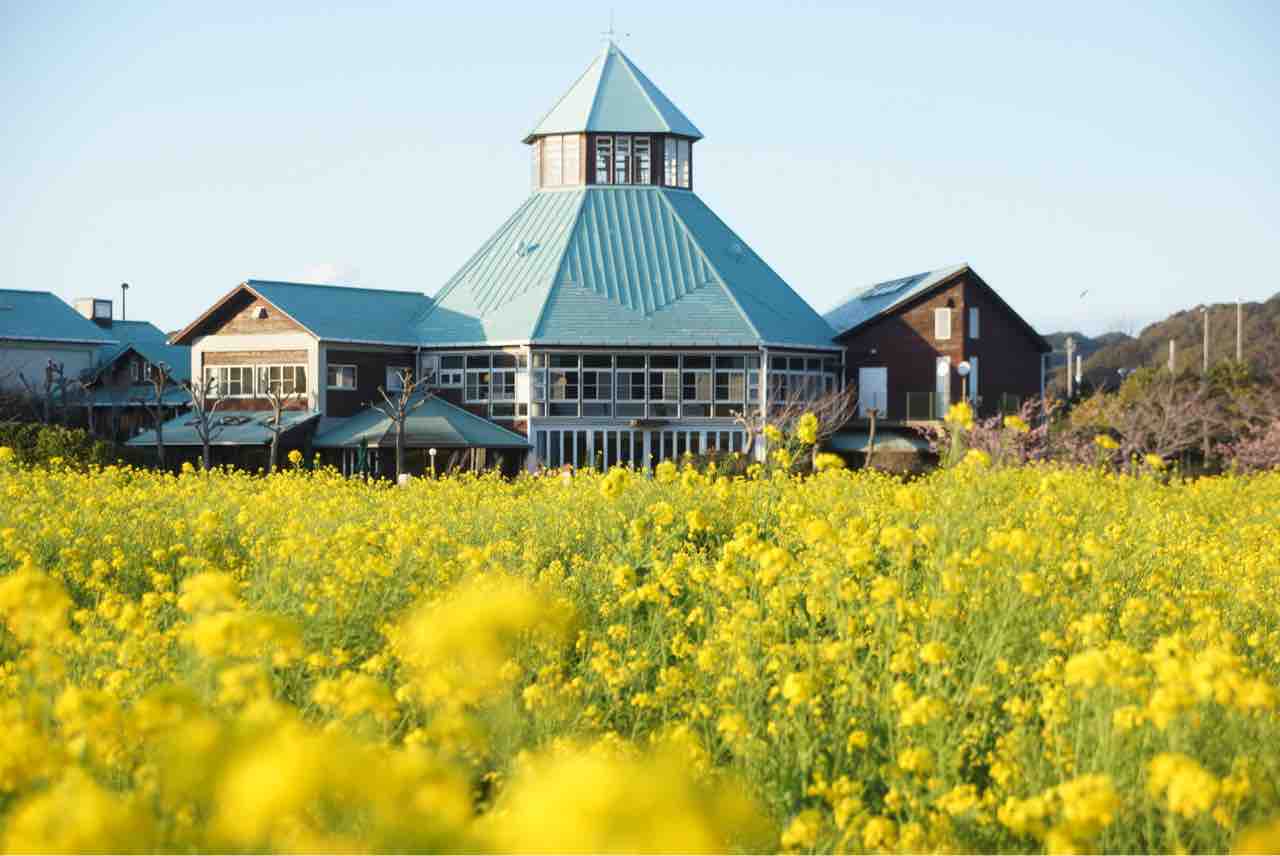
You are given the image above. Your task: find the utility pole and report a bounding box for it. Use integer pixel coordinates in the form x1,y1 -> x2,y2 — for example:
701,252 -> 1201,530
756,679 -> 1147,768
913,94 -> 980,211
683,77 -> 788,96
1202,306 -> 1210,377
1065,336 -> 1075,398
1236,298 -> 1243,363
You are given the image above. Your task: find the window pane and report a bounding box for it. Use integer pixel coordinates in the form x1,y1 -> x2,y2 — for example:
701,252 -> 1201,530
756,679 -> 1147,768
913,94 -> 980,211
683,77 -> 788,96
550,353 -> 579,368
683,354 -> 711,369
634,136 -> 650,184
542,135 -> 562,187
614,135 -> 630,185
563,134 -> 580,184
595,137 -> 612,185
664,138 -> 677,185
677,139 -> 690,188
616,354 -> 645,369
582,354 -> 612,368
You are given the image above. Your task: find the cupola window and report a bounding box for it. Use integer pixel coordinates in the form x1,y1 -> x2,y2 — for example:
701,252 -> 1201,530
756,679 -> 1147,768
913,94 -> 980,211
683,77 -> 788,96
535,134 -> 583,188
664,138 -> 691,188
590,135 -> 656,186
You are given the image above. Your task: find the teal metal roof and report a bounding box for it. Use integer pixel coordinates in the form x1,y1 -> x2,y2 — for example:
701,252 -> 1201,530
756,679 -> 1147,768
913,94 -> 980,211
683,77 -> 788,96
525,42 -> 702,142
89,384 -> 192,409
417,187 -> 839,350
312,395 -> 530,449
0,289 -> 119,345
95,320 -> 191,382
823,264 -> 968,336
127,409 -> 319,447
245,281 -> 432,346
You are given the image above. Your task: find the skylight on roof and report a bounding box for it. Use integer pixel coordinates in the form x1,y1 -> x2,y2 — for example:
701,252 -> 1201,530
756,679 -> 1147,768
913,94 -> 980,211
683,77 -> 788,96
859,272 -> 929,300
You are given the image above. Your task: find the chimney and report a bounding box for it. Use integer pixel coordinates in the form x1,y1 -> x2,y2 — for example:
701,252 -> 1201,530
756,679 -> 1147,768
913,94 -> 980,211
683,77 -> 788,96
73,297 -> 113,327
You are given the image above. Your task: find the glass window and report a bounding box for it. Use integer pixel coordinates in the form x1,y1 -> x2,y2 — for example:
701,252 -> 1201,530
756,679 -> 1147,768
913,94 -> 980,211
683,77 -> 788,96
386,366 -> 410,392
550,368 -> 579,401
595,136 -> 612,185
493,352 -> 517,368
677,138 -> 690,188
681,371 -> 712,402
616,354 -> 645,369
466,368 -> 491,402
563,134 -> 580,184
634,136 -> 650,184
935,307 -> 952,340
614,135 -> 631,185
491,369 -> 517,401
664,138 -> 677,185
969,306 -> 980,339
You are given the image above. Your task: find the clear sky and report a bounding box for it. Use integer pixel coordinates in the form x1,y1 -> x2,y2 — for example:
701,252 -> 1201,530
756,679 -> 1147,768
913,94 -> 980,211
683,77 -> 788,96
3,1 -> 1277,337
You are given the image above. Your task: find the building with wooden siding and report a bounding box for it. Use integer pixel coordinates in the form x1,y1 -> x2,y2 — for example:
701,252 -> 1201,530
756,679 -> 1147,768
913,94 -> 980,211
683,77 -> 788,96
133,42 -> 1051,473
824,264 -> 1051,422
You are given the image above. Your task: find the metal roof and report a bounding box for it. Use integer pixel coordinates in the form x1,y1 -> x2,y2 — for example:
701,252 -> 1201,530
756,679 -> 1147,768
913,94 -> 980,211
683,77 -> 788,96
88,384 -> 192,409
417,186 -> 839,350
127,409 -> 319,447
312,395 -> 531,449
95,320 -> 191,382
525,41 -> 702,142
242,281 -> 432,346
0,289 -> 119,345
823,264 -> 969,336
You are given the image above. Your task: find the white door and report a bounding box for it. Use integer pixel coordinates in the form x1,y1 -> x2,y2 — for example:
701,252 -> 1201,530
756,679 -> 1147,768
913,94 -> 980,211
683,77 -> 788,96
936,356 -> 951,417
858,367 -> 888,417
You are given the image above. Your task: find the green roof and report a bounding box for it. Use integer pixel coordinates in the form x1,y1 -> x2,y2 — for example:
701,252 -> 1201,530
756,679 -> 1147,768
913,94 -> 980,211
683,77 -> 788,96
313,395 -> 530,449
417,187 -> 839,350
95,320 -> 191,383
127,409 -> 319,447
244,281 -> 433,346
0,289 -> 118,345
525,41 -> 702,142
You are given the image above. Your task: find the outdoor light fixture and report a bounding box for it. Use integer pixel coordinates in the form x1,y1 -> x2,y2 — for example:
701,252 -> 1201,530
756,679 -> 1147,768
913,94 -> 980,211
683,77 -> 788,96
956,360 -> 972,401
428,447 -> 437,477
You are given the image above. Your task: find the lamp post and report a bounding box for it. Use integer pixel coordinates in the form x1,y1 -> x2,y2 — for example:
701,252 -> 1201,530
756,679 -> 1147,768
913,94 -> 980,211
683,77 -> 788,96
428,447 -> 437,477
957,360 -> 972,405
120,282 -> 129,321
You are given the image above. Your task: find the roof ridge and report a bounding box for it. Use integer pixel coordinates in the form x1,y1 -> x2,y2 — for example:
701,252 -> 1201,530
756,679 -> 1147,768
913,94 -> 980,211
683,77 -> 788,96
653,188 -> 764,343
418,194 -> 545,327
248,279 -> 427,298
583,44 -> 615,132
524,48 -> 607,142
531,190 -> 593,339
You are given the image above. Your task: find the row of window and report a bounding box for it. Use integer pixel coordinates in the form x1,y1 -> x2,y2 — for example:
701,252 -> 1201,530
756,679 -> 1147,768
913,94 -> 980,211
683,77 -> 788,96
325,364 -> 412,392
423,352 -> 837,420
204,364 -> 307,398
536,427 -> 748,470
532,133 -> 694,189
934,307 -> 981,341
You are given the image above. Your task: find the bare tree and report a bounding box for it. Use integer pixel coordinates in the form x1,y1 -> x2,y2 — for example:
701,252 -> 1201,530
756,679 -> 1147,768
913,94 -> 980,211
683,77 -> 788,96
134,361 -> 174,469
733,384 -> 858,463
181,376 -> 225,470
258,368 -> 304,474
370,368 -> 430,481
18,360 -> 82,425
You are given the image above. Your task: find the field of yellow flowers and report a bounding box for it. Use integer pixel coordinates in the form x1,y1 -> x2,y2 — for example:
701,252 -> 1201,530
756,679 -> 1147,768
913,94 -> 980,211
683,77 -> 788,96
1,449 -> 1279,853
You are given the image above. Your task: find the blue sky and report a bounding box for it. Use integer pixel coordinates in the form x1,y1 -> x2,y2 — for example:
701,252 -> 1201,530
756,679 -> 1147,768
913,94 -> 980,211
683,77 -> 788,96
2,1 -> 1277,336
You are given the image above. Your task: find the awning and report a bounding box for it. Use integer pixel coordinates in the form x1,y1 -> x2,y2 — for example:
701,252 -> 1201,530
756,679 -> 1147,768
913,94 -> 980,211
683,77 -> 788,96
313,395 -> 530,450
825,428 -> 931,454
127,410 -> 320,447
88,385 -> 192,409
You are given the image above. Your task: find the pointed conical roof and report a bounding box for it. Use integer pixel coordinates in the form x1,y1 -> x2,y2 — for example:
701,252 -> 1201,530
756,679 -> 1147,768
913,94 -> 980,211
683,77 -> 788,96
415,187 -> 837,349
523,42 -> 702,143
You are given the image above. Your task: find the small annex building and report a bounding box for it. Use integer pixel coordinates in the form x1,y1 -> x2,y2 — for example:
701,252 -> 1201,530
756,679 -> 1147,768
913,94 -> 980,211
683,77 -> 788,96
0,290 -> 118,394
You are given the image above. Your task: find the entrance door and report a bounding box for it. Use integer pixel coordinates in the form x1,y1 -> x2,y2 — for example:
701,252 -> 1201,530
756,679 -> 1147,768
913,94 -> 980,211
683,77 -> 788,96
858,367 -> 888,417
935,356 -> 951,418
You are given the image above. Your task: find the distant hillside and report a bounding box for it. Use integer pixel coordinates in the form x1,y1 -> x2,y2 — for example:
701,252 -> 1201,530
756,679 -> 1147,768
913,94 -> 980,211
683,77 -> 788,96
1045,295 -> 1280,393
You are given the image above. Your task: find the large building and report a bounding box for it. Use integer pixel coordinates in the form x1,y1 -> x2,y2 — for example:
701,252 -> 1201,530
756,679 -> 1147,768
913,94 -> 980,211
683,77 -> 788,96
135,41 -> 1048,473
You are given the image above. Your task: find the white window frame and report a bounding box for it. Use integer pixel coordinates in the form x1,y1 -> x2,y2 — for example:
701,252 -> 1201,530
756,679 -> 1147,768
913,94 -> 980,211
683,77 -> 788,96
595,136 -> 613,185
386,365 -> 412,393
436,355 -> 464,387
935,307 -> 953,341
258,364 -> 307,396
327,364 -> 357,390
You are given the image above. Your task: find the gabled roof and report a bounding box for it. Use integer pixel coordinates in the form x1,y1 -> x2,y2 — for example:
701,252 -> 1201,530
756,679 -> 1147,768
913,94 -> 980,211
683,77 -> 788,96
312,395 -> 531,449
127,409 -> 319,447
171,280 -> 432,347
0,289 -> 119,345
524,41 -> 702,143
823,264 -> 969,336
823,263 -> 1051,352
417,186 -> 839,350
94,320 -> 191,383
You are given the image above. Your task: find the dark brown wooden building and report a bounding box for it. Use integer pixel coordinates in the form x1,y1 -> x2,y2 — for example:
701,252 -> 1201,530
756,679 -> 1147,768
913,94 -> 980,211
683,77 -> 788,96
824,264 -> 1051,422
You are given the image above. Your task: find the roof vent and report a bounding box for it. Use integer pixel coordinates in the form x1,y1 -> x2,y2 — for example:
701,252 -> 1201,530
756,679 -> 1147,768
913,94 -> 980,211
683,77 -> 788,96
728,242 -> 745,262
516,241 -> 541,258
256,307 -> 269,319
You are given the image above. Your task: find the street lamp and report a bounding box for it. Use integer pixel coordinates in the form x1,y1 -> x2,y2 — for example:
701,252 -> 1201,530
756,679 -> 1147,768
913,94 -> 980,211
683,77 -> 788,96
956,360 -> 972,403
428,447 -> 437,477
